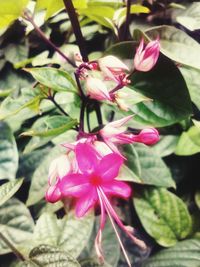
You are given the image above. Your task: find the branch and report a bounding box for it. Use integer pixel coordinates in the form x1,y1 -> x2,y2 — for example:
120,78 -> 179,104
23,10 -> 76,67
123,0 -> 131,41
63,0 -> 88,62
0,232 -> 25,261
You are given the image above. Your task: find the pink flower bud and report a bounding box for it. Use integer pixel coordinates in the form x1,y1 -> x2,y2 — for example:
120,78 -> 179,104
86,77 -> 111,101
45,184 -> 62,203
134,38 -> 160,72
98,55 -> 129,82
132,128 -> 160,145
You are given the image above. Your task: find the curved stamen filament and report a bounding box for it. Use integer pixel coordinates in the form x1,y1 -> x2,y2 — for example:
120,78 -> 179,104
98,187 -> 146,250
95,189 -> 106,263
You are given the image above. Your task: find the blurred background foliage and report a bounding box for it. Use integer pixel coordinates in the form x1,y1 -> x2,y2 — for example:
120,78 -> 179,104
0,0 -> 200,266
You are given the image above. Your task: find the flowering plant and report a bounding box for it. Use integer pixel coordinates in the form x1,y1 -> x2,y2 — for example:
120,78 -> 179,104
0,1 -> 198,267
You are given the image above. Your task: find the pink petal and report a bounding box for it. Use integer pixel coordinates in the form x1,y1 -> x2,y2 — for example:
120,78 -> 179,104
75,187 -> 98,217
75,143 -> 100,174
59,173 -> 90,197
102,180 -> 132,198
97,153 -> 124,182
45,184 -> 62,203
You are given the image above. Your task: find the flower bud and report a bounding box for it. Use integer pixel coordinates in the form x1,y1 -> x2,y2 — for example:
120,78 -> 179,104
134,38 -> 160,72
45,184 -> 62,203
86,77 -> 111,101
98,55 -> 129,82
132,128 -> 160,145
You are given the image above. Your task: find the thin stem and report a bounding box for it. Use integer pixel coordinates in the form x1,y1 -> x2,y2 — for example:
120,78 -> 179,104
109,84 -> 123,95
123,0 -> 131,41
79,98 -> 87,132
95,102 -> 103,126
48,95 -> 70,117
74,73 -> 85,98
0,232 -> 25,261
63,0 -> 88,62
23,10 -> 76,67
86,105 -> 91,132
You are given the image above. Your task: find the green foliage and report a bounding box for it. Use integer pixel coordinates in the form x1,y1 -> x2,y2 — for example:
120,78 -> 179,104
143,239 -> 200,267
134,188 -> 192,247
123,144 -> 175,188
25,68 -> 77,93
0,179 -> 23,206
0,198 -> 34,254
0,122 -> 18,180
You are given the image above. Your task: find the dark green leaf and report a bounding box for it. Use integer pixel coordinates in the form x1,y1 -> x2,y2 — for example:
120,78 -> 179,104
0,122 -> 18,180
134,188 -> 192,247
0,179 -> 23,206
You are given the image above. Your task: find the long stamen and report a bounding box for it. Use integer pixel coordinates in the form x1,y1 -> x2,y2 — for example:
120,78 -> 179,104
95,189 -> 106,263
98,187 -> 132,267
98,187 -> 146,250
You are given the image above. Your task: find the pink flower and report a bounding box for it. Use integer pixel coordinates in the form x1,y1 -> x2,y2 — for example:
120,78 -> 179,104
85,77 -> 111,101
131,128 -> 160,145
98,55 -> 130,84
100,116 -> 160,155
134,38 -> 160,72
46,154 -> 71,203
47,143 -> 145,266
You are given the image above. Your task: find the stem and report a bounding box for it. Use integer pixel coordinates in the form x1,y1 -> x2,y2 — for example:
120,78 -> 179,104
0,232 -> 25,261
123,0 -> 131,41
63,0 -> 88,62
23,10 -> 76,67
74,73 -> 85,98
48,95 -> 70,117
109,84 -> 123,95
86,105 -> 91,132
79,98 -> 87,132
95,102 -> 103,126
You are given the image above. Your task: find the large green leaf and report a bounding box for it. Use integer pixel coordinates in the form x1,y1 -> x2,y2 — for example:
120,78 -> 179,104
34,211 -> 94,258
143,239 -> 200,267
21,116 -> 77,137
150,135 -> 179,157
25,68 -> 77,93
106,42 -> 192,127
172,2 -> 200,31
122,144 -> 175,188
145,25 -> 200,70
26,146 -> 61,206
179,66 -> 200,109
29,245 -> 80,267
0,0 -> 29,29
0,198 -> 34,254
175,126 -> 200,156
0,122 -> 18,180
0,179 -> 23,206
134,188 -> 192,247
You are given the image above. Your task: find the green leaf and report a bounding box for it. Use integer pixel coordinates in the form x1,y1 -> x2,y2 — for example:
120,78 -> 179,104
150,135 -> 179,157
179,66 -> 200,109
0,198 -> 34,254
195,190 -> 200,210
24,67 -> 77,93
26,146 -> 61,206
29,245 -> 80,267
21,116 -> 77,138
0,122 -> 18,180
34,211 -> 94,258
172,2 -> 200,31
4,43 -> 29,65
0,0 -> 29,29
145,25 -> 200,70
143,239 -> 200,267
0,179 -> 23,206
123,144 -> 175,188
106,41 -> 192,127
175,126 -> 200,156
134,187 -> 192,247
114,5 -> 150,27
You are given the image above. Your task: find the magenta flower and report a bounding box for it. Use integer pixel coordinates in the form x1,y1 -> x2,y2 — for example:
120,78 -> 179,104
47,142 -> 145,266
134,38 -> 160,72
100,116 -> 160,156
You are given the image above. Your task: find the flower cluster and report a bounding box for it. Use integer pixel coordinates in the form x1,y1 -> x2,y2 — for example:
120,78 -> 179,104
46,38 -> 160,266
